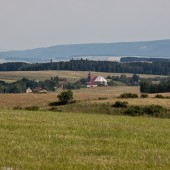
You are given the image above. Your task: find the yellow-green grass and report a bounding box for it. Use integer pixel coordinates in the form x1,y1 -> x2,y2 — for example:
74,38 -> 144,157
0,109 -> 169,169
0,70 -> 167,82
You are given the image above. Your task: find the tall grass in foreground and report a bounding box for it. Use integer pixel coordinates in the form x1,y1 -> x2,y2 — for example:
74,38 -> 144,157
0,110 -> 170,170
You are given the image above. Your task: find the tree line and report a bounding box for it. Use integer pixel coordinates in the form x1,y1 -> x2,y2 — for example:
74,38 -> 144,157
0,77 -> 61,93
0,76 -> 88,93
0,59 -> 170,75
120,57 -> 170,63
140,78 -> 170,93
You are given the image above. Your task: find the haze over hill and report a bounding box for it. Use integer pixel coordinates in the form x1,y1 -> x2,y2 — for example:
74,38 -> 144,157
0,39 -> 170,63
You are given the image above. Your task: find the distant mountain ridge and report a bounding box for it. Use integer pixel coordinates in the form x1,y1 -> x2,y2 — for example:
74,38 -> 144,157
0,39 -> 170,62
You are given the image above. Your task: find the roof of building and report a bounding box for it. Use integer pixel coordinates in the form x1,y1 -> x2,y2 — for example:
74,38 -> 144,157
91,76 -> 98,82
58,80 -> 67,85
87,81 -> 97,85
86,76 -> 107,86
94,76 -> 107,82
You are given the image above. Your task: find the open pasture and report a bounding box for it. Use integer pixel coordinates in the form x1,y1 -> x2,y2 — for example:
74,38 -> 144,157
0,110 -> 169,169
0,70 -> 166,82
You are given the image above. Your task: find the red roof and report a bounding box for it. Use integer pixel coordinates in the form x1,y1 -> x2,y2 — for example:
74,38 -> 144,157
91,76 -> 98,82
87,82 -> 97,85
58,81 -> 67,85
86,76 -> 98,85
33,87 -> 43,91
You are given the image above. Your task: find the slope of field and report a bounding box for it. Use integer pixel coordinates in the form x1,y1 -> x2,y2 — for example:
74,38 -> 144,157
0,86 -> 139,108
0,110 -> 169,169
0,86 -> 170,109
0,70 -> 166,82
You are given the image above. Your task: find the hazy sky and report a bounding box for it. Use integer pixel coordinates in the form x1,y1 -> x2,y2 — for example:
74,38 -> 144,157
0,0 -> 170,50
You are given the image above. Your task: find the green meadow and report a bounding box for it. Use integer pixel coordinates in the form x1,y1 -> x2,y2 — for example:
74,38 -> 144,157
0,109 -> 169,170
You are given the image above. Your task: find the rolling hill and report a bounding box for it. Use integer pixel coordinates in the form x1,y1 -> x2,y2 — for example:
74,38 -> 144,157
0,39 -> 170,63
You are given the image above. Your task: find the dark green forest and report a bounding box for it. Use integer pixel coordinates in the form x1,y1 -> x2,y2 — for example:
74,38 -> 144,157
120,57 -> 170,63
0,59 -> 170,75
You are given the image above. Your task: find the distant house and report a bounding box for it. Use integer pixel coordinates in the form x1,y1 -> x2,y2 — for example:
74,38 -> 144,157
86,80 -> 98,88
32,87 -> 47,93
26,87 -> 32,93
58,80 -> 67,89
86,72 -> 107,87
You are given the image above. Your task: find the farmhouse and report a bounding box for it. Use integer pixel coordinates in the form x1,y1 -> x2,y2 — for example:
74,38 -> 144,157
86,71 -> 107,87
32,87 -> 47,93
26,87 -> 32,93
58,80 -> 67,89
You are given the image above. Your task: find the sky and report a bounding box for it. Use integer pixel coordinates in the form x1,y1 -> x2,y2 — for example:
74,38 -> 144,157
0,0 -> 170,50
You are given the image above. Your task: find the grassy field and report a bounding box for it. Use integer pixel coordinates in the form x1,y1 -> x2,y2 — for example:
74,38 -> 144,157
0,71 -> 170,169
0,70 -> 167,82
0,109 -> 169,170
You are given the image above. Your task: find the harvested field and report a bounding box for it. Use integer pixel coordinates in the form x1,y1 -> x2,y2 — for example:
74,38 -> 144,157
0,86 -> 140,108
0,86 -> 170,109
0,70 -> 166,82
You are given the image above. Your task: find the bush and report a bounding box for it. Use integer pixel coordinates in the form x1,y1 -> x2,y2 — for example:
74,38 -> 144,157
107,80 -> 117,86
113,101 -> 128,108
155,94 -> 164,98
124,105 -> 164,117
106,75 -> 112,79
140,94 -> 149,98
155,94 -> 170,99
124,106 -> 143,116
57,90 -> 73,104
13,106 -> 23,110
144,105 -> 163,117
25,106 -> 39,111
98,97 -> 108,100
119,93 -> 138,98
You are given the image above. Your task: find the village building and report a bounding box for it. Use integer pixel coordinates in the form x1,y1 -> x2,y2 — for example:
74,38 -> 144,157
32,87 -> 47,93
26,87 -> 32,93
58,80 -> 67,89
86,71 -> 107,87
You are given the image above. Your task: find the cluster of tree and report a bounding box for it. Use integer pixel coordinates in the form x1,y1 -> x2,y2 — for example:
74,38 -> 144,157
63,78 -> 87,90
0,77 -> 61,93
107,74 -> 140,86
120,57 -> 170,63
140,78 -> 170,93
57,90 -> 73,104
0,59 -> 170,75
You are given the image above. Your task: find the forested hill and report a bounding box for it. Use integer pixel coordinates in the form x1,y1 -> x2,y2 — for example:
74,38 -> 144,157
0,39 -> 170,62
0,60 -> 170,75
